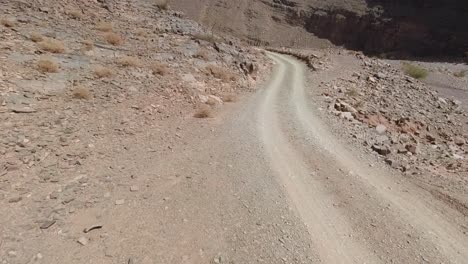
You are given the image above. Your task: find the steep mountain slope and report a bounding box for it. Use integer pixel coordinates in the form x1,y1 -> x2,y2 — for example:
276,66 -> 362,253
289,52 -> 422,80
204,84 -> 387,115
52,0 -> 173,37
171,0 -> 468,57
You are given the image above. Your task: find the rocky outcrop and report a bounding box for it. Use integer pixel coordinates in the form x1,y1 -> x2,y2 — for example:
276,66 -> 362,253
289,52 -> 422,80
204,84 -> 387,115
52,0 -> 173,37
301,0 -> 468,58
171,0 -> 468,59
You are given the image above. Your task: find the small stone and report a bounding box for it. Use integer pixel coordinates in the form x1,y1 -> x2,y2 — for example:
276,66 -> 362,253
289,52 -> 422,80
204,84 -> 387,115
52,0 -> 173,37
36,253 -> 43,260
8,251 -> 17,257
8,196 -> 22,203
454,136 -> 465,146
130,185 -> 139,192
405,144 -> 418,154
40,220 -> 56,229
10,106 -> 37,113
339,112 -> 354,121
115,199 -> 125,205
77,236 -> 88,246
372,145 -> 391,156
376,124 -> 387,134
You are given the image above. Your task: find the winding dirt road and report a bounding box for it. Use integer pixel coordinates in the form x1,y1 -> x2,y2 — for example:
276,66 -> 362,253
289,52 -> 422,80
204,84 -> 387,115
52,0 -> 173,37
26,53 -> 468,263
254,52 -> 468,263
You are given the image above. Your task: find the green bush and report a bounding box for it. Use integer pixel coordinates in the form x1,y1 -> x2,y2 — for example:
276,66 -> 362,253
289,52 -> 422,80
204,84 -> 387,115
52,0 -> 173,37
402,63 -> 428,79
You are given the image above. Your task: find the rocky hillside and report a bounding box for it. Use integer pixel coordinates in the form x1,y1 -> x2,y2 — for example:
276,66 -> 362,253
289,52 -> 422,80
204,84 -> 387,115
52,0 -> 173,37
171,0 -> 468,58
0,0 -> 269,261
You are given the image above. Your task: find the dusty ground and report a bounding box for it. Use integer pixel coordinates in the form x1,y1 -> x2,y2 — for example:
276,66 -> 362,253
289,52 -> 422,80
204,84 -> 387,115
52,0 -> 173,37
1,0 -> 468,263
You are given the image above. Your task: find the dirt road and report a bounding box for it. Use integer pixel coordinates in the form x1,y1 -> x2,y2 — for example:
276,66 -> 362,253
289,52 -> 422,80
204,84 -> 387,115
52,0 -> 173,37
256,52 -> 468,263
9,53 -> 468,263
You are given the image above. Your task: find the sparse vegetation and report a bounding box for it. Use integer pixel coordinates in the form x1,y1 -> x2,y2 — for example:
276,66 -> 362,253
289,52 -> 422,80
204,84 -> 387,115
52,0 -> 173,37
96,22 -> 113,32
72,86 -> 92,100
93,66 -> 113,78
68,10 -> 83,20
155,0 -> 169,10
104,32 -> 123,46
222,94 -> 237,103
117,56 -> 141,67
150,62 -> 168,75
135,28 -> 148,37
30,32 -> 44,43
82,39 -> 94,51
205,97 -> 218,106
453,70 -> 466,78
194,49 -> 210,60
206,65 -> 236,82
345,87 -> 359,97
402,63 -> 428,79
194,105 -> 212,118
37,57 -> 59,73
1,18 -> 15,28
38,38 -> 65,53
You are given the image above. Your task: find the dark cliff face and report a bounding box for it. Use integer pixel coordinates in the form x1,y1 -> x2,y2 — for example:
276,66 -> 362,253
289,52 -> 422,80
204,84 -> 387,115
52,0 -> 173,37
299,0 -> 468,57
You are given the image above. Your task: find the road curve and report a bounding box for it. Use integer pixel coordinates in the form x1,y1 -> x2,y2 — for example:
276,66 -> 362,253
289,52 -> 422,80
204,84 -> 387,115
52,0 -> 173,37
255,52 -> 468,263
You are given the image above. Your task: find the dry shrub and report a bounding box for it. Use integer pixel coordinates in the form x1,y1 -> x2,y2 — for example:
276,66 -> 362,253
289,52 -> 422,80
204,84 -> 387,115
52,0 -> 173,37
150,62 -> 168,75
345,87 -> 359,97
68,10 -> 83,20
402,63 -> 428,79
30,32 -> 44,43
37,57 -> 59,73
205,97 -> 218,106
453,70 -> 466,78
1,18 -> 15,28
194,105 -> 212,118
82,39 -> 94,51
155,0 -> 169,10
93,66 -> 113,78
117,56 -> 141,67
96,22 -> 113,32
72,86 -> 92,100
135,28 -> 148,37
194,49 -> 209,60
38,38 -> 65,53
206,65 -> 236,82
222,94 -> 237,103
104,32 -> 123,46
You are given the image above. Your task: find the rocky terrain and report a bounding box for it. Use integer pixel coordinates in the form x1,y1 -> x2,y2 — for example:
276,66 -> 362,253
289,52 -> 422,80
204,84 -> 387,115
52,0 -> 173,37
304,49 -> 468,211
0,0 -> 269,262
1,0 -> 467,263
171,0 -> 468,58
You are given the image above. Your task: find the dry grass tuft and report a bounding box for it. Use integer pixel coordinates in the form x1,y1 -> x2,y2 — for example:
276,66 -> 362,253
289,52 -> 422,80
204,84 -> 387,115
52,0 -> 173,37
1,18 -> 15,28
194,49 -> 210,60
72,86 -> 92,100
453,70 -> 466,78
38,38 -> 65,53
150,62 -> 168,75
222,94 -> 237,103
93,66 -> 113,78
206,65 -> 236,82
104,32 -> 123,46
30,32 -> 44,43
155,0 -> 169,10
402,62 -> 428,79
194,105 -> 212,118
95,22 -> 113,32
135,28 -> 148,37
345,87 -> 359,97
82,39 -> 94,51
68,10 -> 83,20
117,56 -> 141,67
37,57 -> 59,73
